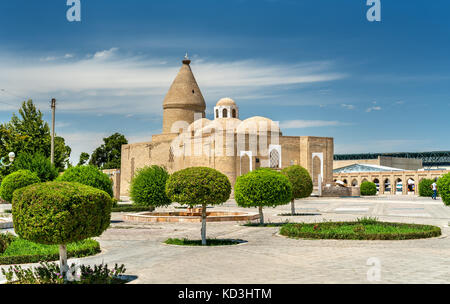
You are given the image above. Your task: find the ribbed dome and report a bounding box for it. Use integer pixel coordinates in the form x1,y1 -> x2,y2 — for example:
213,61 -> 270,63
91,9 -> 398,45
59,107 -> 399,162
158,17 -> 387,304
216,98 -> 236,107
237,116 -> 281,134
163,60 -> 206,110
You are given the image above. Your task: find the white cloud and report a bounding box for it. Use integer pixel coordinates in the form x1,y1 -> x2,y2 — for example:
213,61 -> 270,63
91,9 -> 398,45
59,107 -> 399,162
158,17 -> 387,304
279,120 -> 349,129
341,104 -> 355,110
366,106 -> 381,112
0,49 -> 347,115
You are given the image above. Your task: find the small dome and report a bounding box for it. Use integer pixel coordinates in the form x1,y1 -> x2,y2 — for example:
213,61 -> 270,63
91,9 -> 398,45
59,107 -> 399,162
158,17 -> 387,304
216,97 -> 236,107
237,116 -> 281,134
187,118 -> 211,132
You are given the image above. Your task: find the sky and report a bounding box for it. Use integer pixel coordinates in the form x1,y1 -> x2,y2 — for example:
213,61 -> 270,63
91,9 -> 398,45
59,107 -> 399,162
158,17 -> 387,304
0,0 -> 449,165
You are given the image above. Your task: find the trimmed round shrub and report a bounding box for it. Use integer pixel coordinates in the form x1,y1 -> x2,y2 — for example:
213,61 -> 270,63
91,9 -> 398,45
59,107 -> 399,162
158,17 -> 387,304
130,165 -> 171,210
360,181 -> 377,196
437,173 -> 450,206
13,152 -> 59,182
0,170 -> 40,203
56,165 -> 113,197
12,181 -> 112,245
419,179 -> 436,197
281,165 -> 313,215
234,168 -> 292,224
166,167 -> 231,245
166,167 -> 231,207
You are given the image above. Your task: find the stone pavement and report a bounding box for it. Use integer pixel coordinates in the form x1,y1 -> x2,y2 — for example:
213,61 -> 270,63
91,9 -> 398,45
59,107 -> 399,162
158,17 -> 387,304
1,196 -> 450,284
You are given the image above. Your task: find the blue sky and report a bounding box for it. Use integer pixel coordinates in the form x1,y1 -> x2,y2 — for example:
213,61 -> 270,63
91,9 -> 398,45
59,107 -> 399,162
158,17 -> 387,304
0,0 -> 449,164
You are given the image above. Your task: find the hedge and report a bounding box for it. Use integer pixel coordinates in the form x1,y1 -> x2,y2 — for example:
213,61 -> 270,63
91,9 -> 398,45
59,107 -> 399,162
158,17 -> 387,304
130,165 -> 171,209
360,181 -> 377,196
0,239 -> 100,265
437,173 -> 450,205
280,221 -> 442,240
419,179 -> 436,197
13,152 -> 59,182
12,181 -> 112,245
0,170 -> 40,203
56,165 -> 113,197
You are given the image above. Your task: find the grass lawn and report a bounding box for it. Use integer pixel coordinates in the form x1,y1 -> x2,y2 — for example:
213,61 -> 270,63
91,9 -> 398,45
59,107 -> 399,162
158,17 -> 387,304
0,236 -> 100,264
164,238 -> 246,246
280,218 -> 441,240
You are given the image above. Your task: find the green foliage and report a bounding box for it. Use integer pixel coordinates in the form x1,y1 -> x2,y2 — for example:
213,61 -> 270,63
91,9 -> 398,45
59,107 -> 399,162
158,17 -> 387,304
164,238 -> 244,246
280,221 -> 441,240
281,165 -> 313,199
89,133 -> 128,169
0,170 -> 40,203
234,168 -> 292,208
77,152 -> 90,166
165,167 -> 231,207
0,237 -> 100,265
130,165 -> 171,209
13,152 -> 58,182
12,181 -> 112,245
1,262 -> 126,284
437,173 -> 450,205
360,181 -> 377,196
0,100 -> 71,176
0,233 -> 15,254
419,178 -> 436,197
111,205 -> 150,213
56,165 -> 113,197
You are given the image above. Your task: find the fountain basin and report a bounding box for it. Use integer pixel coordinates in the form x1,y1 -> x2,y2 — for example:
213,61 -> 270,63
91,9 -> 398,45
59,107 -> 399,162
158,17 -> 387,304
124,210 -> 259,223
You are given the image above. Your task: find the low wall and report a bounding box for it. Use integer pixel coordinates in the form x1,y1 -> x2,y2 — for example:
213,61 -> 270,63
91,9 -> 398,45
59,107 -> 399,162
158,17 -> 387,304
321,186 -> 360,197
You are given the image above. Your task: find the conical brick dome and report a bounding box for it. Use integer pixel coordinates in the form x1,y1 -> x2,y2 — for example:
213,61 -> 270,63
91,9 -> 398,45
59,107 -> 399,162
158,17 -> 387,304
163,58 -> 206,110
162,57 -> 206,134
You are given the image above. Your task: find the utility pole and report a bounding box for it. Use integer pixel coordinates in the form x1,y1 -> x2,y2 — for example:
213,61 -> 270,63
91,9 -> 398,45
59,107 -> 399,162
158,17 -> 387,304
50,98 -> 56,165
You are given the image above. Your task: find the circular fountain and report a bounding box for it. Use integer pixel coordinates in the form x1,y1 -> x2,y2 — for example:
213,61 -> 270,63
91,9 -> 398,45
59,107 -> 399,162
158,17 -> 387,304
124,208 -> 259,223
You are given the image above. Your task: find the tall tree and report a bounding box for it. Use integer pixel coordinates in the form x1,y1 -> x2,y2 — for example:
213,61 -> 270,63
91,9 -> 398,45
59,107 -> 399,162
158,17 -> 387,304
90,133 -> 128,169
0,100 -> 71,177
77,152 -> 90,166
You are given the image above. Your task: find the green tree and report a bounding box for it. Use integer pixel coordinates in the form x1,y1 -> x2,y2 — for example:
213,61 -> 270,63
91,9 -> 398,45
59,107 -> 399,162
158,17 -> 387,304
78,152 -> 90,166
89,133 -> 128,169
234,168 -> 292,224
0,100 -> 71,177
13,152 -> 59,182
131,165 -> 171,211
281,165 -> 313,215
166,167 -> 231,245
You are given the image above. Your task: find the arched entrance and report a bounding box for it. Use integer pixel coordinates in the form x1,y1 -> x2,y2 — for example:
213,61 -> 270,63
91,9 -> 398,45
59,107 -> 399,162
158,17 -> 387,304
384,179 -> 391,193
407,178 -> 415,194
396,178 -> 403,195
240,153 -> 251,176
351,179 -> 358,186
312,156 -> 322,186
373,178 -> 380,194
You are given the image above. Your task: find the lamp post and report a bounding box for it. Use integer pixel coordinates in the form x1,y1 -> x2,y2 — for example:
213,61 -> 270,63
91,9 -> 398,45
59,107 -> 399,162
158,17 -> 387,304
0,152 -> 15,168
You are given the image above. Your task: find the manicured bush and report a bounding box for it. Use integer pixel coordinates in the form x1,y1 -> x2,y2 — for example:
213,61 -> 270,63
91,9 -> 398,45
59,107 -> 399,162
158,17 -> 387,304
12,181 -> 112,275
166,167 -> 231,245
281,165 -> 313,215
234,168 -> 292,224
13,152 -> 59,182
360,181 -> 377,196
419,179 -> 436,197
280,220 -> 441,240
0,170 -> 40,203
437,173 -> 450,206
130,165 -> 171,210
56,165 -> 113,197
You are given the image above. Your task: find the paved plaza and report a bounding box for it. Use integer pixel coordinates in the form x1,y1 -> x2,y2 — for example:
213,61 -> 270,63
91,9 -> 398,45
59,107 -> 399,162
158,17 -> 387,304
1,195 -> 450,284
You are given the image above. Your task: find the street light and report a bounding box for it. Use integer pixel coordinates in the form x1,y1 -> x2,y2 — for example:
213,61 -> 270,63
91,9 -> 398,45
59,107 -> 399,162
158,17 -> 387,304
0,152 -> 15,168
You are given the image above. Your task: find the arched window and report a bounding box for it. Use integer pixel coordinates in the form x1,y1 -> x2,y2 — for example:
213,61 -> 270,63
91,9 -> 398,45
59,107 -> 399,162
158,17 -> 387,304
216,109 -> 219,119
270,149 -> 280,169
232,109 -> 237,118
222,108 -> 228,118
